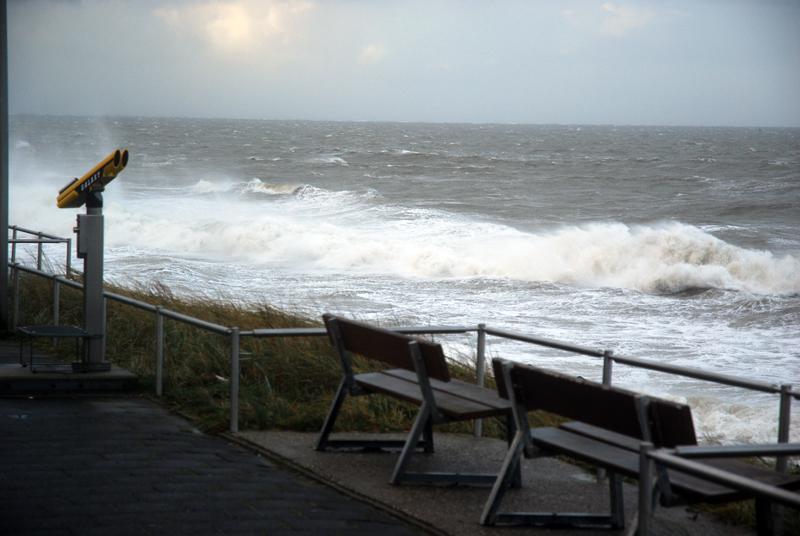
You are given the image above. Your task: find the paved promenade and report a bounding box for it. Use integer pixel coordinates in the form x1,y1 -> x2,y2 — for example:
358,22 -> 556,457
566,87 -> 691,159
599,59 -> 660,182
0,396 -> 425,535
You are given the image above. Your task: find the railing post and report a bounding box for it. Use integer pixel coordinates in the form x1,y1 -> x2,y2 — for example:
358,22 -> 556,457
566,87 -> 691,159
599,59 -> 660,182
10,227 -> 17,264
602,350 -> 614,386
776,384 -> 792,473
637,442 -> 654,536
230,327 -> 240,434
36,232 -> 43,271
11,262 -> 19,330
474,323 -> 487,438
65,238 -> 72,276
155,307 -> 164,397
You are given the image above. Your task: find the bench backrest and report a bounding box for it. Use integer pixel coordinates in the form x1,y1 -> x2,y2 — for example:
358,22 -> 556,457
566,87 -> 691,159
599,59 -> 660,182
324,314 -> 451,382
493,359 -> 698,446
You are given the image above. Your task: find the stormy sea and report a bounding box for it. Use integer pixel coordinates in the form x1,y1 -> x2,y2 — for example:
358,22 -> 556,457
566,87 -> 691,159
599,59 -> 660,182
10,115 -> 800,444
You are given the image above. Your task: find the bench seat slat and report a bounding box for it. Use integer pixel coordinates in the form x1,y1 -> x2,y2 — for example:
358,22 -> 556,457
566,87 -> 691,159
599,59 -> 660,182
532,426 -> 800,503
560,421 -> 648,451
355,370 -> 507,420
382,369 -> 512,412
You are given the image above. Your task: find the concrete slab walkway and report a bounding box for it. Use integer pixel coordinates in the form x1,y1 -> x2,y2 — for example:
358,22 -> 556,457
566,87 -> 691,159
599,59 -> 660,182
0,396 -> 426,535
237,431 -> 757,536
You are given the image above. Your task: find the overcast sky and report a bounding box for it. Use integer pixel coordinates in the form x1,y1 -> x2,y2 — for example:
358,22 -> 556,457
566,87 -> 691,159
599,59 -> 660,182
7,0 -> 800,126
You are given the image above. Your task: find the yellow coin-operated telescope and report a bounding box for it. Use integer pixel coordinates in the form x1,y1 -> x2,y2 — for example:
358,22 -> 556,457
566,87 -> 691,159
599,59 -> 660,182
56,149 -> 129,372
57,149 -> 129,209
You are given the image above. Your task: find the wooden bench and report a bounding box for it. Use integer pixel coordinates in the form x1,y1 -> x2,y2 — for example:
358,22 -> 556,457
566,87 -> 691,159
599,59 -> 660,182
316,314 -> 515,486
480,359 -> 800,533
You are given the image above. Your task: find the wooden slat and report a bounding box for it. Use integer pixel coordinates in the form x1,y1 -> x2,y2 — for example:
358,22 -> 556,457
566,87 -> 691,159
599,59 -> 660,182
510,364 -> 644,438
530,427 -> 743,502
383,369 -> 511,413
560,421 -> 641,451
529,427 -> 641,476
649,399 -> 698,447
325,315 -> 450,382
355,371 -> 505,420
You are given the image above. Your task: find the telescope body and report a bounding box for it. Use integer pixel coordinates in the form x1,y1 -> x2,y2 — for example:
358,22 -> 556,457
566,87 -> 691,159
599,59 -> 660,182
57,149 -> 129,208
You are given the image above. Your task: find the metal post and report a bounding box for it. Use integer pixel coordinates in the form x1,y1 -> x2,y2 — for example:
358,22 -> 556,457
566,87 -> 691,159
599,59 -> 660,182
0,0 -> 9,332
36,233 -> 43,270
10,227 -> 16,263
11,262 -> 18,330
602,350 -> 614,386
474,323 -> 487,438
776,384 -> 792,473
65,238 -> 72,276
74,193 -> 109,371
637,442 -> 654,536
230,327 -> 240,433
155,307 -> 164,397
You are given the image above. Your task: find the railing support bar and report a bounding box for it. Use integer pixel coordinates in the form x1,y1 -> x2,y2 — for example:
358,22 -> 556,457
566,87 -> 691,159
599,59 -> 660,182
65,238 -> 72,276
11,263 -> 19,330
474,323 -> 487,438
777,384 -> 792,473
10,227 -> 16,264
230,327 -> 240,434
36,232 -> 43,271
155,307 -> 164,397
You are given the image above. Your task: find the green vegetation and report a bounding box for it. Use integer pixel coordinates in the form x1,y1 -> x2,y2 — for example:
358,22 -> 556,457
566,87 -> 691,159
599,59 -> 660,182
15,272 -> 519,437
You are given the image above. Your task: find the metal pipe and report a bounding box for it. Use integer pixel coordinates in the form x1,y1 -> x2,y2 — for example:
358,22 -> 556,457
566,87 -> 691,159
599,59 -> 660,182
776,384 -> 792,473
484,327 -> 606,358
648,450 -> 800,508
610,353 -> 780,394
155,307 -> 164,397
637,442 -> 654,536
161,308 -> 229,335
0,1 -> 7,332
602,350 -> 613,386
474,323 -> 486,438
36,234 -> 43,271
11,262 -> 18,330
230,327 -> 240,434
10,227 -> 16,264
66,238 -> 72,276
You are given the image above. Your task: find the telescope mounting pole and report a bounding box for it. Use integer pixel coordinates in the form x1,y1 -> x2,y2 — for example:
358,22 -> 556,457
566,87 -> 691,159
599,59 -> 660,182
73,189 -> 109,372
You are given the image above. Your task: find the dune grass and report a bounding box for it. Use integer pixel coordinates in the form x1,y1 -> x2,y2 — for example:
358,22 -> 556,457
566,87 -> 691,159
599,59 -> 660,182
14,271 -> 519,438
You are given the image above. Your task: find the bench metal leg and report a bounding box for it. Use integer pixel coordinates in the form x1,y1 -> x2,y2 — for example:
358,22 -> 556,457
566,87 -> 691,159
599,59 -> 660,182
423,414 -> 434,453
482,432 -> 625,529
481,430 -> 525,525
390,403 -> 432,485
315,378 -> 348,451
755,497 -> 774,536
609,472 -> 625,529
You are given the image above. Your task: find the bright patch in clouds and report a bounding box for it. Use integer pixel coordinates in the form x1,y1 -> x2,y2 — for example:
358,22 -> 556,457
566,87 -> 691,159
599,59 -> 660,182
358,44 -> 387,66
155,0 -> 313,54
599,2 -> 654,36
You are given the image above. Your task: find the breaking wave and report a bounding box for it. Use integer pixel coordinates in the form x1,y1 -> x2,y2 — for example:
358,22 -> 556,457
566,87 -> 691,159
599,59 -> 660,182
98,188 -> 800,296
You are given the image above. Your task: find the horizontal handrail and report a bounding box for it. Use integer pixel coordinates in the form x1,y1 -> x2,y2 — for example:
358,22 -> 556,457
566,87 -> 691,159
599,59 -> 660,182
483,326 -> 798,399
674,443 -> 800,458
245,325 -> 472,338
611,352 -> 780,394
647,448 -> 800,508
9,225 -> 65,241
484,327 -> 605,357
9,238 -> 68,244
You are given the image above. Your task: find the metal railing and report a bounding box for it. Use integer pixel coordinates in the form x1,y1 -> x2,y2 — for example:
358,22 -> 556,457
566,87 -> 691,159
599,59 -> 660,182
9,225 -> 71,275
637,443 -> 800,536
7,241 -> 798,466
